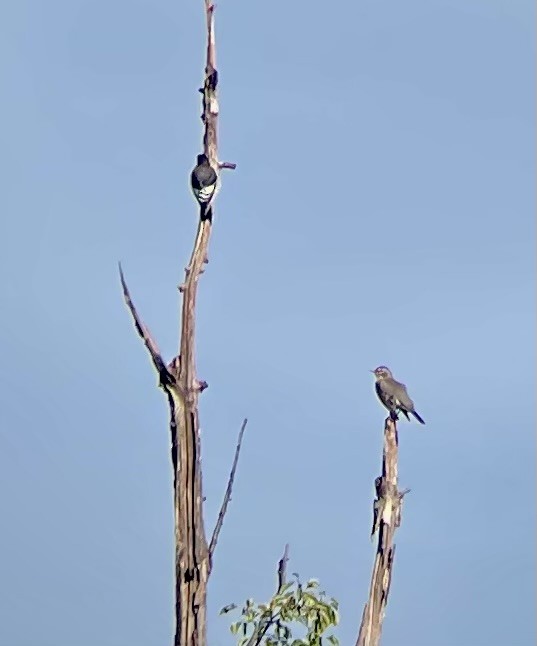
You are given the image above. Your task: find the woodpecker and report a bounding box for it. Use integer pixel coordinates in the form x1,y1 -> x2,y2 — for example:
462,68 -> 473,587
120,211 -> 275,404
190,153 -> 217,219
371,366 -> 425,425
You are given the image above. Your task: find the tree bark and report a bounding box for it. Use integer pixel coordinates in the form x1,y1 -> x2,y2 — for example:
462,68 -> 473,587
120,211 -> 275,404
120,2 -> 238,643
356,417 -> 409,646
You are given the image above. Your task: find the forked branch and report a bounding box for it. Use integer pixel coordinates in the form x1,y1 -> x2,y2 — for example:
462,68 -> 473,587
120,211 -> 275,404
120,3 -> 240,644
119,263 -> 175,389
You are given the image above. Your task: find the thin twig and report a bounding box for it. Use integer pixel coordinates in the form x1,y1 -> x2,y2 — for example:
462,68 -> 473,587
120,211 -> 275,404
118,263 -> 174,387
277,543 -> 290,592
209,418 -> 249,559
246,545 -> 291,646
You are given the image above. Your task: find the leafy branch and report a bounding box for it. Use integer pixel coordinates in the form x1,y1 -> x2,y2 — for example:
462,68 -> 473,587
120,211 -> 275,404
221,550 -> 339,646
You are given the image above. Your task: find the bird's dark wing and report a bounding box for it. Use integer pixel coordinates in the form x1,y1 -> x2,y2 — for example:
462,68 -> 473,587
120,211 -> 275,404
393,381 -> 425,423
392,381 -> 415,412
194,164 -> 217,188
379,378 -> 424,424
191,169 -> 202,190
207,166 -> 218,185
376,381 -> 396,410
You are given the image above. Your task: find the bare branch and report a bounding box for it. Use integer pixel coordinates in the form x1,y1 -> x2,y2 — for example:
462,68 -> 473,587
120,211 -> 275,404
121,1 -> 234,642
209,418 -> 248,561
118,263 -> 174,387
277,543 -> 290,592
172,2 -> 230,643
357,416 -> 408,646
246,545 -> 291,646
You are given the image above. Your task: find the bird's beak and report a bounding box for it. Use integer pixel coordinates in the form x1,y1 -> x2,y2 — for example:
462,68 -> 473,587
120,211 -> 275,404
369,370 -> 375,373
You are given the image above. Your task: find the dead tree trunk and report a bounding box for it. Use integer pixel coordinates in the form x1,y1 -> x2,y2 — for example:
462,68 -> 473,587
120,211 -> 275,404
356,417 -> 410,646
119,3 -> 241,645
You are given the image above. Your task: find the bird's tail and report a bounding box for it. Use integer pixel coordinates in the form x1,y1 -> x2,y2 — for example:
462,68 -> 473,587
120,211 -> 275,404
412,410 -> 426,425
200,204 -> 213,222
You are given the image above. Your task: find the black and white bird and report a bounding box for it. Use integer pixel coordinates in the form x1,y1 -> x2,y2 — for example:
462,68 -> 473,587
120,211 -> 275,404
371,366 -> 426,425
190,153 -> 217,220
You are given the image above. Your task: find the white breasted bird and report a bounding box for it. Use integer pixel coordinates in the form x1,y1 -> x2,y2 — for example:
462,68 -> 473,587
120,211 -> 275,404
190,153 -> 217,219
371,366 -> 425,425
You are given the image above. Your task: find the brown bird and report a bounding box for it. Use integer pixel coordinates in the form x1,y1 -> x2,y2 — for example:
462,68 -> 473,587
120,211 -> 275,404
371,366 -> 425,425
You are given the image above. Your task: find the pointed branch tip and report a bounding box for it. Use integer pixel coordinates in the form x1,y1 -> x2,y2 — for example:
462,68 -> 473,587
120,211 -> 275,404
209,418 -> 249,562
118,263 -> 174,386
277,544 -> 290,591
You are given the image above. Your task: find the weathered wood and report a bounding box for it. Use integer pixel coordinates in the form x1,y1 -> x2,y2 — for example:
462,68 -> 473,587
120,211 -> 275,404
121,3 -> 239,643
171,4 -> 223,643
356,417 -> 409,646
209,418 -> 248,561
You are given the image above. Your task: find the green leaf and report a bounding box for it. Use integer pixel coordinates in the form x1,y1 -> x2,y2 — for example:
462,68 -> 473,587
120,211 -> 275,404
329,607 -> 339,626
219,603 -> 237,615
286,597 -> 297,610
278,581 -> 294,594
302,592 -> 318,607
221,568 -> 340,645
318,609 -> 332,632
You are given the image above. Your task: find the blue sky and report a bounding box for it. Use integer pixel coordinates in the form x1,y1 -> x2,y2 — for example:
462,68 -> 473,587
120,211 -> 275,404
0,1 -> 534,645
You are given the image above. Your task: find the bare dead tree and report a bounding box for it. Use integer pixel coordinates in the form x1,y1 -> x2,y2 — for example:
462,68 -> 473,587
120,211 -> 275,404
356,417 -> 410,646
120,3 -> 241,645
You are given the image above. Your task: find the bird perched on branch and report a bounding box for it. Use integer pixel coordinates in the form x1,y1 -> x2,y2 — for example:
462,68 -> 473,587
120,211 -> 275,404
371,366 -> 425,425
190,153 -> 217,220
